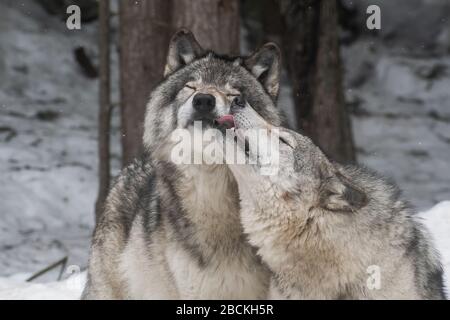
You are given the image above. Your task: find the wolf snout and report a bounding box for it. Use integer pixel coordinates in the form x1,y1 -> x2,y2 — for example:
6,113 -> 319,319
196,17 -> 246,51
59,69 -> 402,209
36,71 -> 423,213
214,95 -> 245,128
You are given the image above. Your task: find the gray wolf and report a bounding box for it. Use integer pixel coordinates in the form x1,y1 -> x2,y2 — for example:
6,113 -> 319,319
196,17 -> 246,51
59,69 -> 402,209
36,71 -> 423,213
82,29 -> 282,299
223,100 -> 447,300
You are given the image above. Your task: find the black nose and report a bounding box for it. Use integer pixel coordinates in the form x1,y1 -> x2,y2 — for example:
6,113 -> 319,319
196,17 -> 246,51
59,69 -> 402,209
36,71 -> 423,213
193,93 -> 215,113
230,95 -> 245,112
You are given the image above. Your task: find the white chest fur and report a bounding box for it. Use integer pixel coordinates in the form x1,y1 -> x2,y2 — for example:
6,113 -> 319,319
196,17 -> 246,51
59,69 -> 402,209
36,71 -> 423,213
165,242 -> 269,299
165,165 -> 270,299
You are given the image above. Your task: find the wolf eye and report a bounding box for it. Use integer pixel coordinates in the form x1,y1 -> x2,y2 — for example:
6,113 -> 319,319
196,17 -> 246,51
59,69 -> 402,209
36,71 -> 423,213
227,93 -> 240,98
185,84 -> 196,90
279,136 -> 293,148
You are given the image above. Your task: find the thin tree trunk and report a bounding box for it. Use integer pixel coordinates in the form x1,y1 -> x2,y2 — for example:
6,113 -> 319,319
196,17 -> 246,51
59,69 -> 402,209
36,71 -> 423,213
95,0 -> 112,222
281,0 -> 356,163
119,0 -> 240,166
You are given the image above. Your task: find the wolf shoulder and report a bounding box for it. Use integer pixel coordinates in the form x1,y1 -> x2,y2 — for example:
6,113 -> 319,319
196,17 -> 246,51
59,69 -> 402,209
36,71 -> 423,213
82,156 -> 163,299
97,155 -> 159,235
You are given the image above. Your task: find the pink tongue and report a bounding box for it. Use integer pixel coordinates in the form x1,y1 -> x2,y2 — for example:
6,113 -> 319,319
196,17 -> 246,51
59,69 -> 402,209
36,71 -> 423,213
216,114 -> 235,128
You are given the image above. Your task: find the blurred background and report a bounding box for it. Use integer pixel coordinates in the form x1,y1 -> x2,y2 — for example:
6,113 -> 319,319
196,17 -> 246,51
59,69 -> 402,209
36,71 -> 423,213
0,0 -> 449,295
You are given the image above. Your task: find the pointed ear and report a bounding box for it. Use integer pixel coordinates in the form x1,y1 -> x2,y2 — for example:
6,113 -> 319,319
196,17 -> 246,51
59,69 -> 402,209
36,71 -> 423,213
319,168 -> 368,212
244,43 -> 281,100
164,29 -> 204,77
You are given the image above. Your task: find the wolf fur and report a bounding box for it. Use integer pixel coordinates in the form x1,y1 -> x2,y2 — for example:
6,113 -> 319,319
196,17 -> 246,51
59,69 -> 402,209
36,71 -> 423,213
82,29 -> 283,299
226,103 -> 447,300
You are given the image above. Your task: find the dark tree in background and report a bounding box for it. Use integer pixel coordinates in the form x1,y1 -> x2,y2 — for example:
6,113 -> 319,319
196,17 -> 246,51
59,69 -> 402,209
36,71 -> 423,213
119,0 -> 173,167
119,0 -> 240,166
119,0 -> 353,165
95,0 -> 111,222
172,0 -> 240,55
279,0 -> 356,163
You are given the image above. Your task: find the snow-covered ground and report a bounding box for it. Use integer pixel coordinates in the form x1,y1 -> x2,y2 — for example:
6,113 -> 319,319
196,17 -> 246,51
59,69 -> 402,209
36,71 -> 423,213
0,271 -> 86,300
0,1 -> 121,279
343,40 -> 450,210
420,202 -> 450,293
0,1 -> 449,299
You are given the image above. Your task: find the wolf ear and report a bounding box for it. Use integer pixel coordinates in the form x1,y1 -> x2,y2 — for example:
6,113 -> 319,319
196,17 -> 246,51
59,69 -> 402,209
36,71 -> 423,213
245,43 -> 281,100
319,168 -> 368,213
164,29 -> 204,77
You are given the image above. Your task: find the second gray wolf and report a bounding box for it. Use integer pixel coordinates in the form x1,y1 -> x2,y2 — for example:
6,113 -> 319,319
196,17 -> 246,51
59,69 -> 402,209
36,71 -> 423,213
223,100 -> 447,300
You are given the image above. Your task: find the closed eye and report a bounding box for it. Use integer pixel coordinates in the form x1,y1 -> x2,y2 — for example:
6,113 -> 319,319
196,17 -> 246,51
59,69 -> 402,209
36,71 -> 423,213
185,84 -> 197,90
226,93 -> 240,97
279,136 -> 293,148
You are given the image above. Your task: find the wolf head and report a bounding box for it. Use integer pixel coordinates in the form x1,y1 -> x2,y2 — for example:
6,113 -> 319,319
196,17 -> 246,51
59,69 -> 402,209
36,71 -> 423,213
227,102 -> 367,213
143,29 -> 281,162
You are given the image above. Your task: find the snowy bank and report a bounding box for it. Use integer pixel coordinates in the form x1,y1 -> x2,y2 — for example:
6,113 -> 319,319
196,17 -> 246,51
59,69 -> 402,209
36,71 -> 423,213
419,201 -> 450,293
0,272 -> 86,300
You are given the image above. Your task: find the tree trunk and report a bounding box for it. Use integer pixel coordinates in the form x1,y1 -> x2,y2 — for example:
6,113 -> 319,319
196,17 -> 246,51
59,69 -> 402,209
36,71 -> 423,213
171,0 -> 240,55
119,0 -> 173,166
280,0 -> 356,163
119,0 -> 240,166
95,0 -> 111,222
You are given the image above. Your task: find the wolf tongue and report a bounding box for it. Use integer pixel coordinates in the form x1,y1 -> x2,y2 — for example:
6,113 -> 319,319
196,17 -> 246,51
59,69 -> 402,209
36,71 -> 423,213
215,115 -> 235,128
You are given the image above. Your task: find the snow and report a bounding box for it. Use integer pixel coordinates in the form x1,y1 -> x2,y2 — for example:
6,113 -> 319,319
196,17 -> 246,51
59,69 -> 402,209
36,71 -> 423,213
0,0 -> 450,300
419,201 -> 450,292
342,39 -> 450,210
0,271 -> 86,300
0,1 -> 121,279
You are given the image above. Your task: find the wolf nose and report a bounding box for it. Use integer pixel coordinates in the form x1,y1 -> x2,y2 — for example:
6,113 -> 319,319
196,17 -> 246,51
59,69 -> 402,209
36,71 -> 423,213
230,95 -> 245,112
193,93 -> 216,113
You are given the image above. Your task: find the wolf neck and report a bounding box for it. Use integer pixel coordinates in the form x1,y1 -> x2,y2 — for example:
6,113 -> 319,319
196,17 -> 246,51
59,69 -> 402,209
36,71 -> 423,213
238,181 -> 327,259
176,164 -> 244,249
